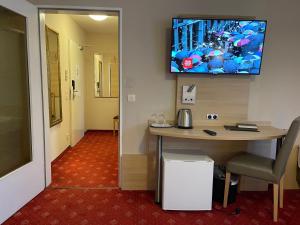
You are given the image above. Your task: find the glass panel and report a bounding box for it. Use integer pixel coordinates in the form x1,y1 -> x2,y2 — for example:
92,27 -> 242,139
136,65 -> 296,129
0,6 -> 32,177
45,26 -> 62,127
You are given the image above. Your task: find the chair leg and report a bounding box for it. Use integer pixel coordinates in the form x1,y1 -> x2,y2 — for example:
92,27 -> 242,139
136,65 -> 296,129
273,183 -> 279,222
237,175 -> 242,193
223,172 -> 231,208
280,175 -> 285,208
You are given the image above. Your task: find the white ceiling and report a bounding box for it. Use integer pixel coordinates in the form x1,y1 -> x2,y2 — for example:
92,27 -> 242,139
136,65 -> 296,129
70,15 -> 118,35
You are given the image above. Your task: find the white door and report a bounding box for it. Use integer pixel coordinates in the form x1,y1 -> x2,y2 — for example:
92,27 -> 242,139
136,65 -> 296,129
0,0 -> 45,224
69,39 -> 85,146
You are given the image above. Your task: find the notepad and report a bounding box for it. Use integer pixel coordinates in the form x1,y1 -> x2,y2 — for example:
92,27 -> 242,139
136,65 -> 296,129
236,123 -> 258,129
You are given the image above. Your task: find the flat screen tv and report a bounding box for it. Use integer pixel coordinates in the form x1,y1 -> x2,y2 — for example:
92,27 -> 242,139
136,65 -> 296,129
170,18 -> 267,75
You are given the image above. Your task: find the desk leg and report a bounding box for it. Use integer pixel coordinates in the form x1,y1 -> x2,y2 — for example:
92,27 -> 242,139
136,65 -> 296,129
155,135 -> 162,204
276,137 -> 283,155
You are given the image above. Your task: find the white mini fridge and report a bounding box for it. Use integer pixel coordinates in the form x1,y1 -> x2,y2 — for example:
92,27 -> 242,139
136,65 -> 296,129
162,151 -> 214,210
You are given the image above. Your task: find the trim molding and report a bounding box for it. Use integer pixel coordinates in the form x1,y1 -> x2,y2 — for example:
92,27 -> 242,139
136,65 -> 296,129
121,154 -> 155,190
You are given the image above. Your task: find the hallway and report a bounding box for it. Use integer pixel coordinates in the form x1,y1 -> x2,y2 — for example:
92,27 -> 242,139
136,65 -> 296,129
51,131 -> 118,188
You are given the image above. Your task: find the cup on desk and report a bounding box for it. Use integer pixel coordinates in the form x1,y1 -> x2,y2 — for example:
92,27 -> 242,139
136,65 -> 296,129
151,113 -> 166,125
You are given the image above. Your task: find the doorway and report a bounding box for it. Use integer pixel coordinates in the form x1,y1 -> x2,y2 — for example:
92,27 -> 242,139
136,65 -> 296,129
39,8 -> 122,189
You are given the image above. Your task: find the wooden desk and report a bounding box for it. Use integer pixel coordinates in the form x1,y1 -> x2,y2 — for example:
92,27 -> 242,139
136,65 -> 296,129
149,125 -> 287,203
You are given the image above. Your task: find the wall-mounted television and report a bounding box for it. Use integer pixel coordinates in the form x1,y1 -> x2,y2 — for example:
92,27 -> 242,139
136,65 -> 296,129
170,18 -> 267,75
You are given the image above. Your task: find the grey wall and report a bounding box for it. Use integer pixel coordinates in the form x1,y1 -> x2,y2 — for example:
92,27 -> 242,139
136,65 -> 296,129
30,0 -> 300,154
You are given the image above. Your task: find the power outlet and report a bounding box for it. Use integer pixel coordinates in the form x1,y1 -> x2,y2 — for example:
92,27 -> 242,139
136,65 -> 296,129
182,85 -> 196,104
207,113 -> 219,120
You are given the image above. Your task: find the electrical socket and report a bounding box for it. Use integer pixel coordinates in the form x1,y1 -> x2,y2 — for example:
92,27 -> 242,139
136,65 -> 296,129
182,85 -> 196,104
206,113 -> 219,120
182,96 -> 195,104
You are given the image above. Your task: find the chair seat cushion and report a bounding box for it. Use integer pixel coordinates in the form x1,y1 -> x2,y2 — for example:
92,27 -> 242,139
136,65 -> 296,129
227,153 -> 277,182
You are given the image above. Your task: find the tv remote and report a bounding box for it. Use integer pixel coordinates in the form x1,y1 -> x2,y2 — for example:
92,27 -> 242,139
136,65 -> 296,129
203,129 -> 217,136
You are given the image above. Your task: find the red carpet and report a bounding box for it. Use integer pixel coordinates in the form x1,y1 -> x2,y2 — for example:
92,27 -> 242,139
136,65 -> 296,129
51,131 -> 118,188
3,131 -> 300,224
3,188 -> 300,225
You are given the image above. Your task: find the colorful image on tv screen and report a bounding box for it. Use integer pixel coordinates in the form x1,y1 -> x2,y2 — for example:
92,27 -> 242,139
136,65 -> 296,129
171,19 -> 267,74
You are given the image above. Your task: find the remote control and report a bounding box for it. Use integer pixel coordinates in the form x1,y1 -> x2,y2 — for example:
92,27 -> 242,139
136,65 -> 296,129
203,129 -> 217,136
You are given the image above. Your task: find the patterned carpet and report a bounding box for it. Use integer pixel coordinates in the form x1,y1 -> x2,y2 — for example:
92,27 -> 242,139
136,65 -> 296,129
51,131 -> 118,188
3,188 -> 300,225
3,131 -> 300,225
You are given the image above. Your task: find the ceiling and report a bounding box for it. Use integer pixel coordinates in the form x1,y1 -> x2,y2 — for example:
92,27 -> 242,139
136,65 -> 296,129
70,15 -> 118,35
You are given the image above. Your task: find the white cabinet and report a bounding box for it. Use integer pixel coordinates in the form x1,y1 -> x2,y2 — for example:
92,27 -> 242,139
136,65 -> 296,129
162,152 -> 214,210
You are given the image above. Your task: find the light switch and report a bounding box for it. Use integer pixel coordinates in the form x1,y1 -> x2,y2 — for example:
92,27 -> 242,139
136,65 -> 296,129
128,94 -> 136,102
182,85 -> 196,104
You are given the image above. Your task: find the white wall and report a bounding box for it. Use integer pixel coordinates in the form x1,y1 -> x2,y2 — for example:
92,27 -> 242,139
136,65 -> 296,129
45,14 -> 86,160
34,0 -> 300,155
84,33 -> 119,130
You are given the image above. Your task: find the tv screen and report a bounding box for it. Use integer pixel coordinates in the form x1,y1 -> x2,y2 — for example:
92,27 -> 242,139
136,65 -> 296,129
170,18 -> 267,75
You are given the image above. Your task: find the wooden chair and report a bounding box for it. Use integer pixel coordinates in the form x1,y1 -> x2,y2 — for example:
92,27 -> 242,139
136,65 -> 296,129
113,115 -> 119,136
223,117 -> 300,222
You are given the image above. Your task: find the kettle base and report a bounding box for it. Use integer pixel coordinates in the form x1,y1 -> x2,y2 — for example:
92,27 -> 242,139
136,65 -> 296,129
177,126 -> 193,129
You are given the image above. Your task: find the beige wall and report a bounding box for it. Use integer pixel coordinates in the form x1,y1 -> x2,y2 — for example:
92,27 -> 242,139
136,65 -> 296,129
247,1 -> 300,128
84,33 -> 119,130
36,0 -> 300,150
33,0 -> 300,188
45,14 -> 86,160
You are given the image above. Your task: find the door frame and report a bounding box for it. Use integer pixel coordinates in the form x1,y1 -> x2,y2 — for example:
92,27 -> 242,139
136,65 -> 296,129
38,6 -> 123,187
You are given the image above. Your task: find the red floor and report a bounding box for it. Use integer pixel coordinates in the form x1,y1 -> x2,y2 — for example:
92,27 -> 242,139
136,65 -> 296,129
3,131 -> 300,225
51,131 -> 118,188
3,188 -> 300,225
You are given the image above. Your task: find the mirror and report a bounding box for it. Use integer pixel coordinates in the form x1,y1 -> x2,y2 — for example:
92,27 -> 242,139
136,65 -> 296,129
94,53 -> 119,98
45,26 -> 62,127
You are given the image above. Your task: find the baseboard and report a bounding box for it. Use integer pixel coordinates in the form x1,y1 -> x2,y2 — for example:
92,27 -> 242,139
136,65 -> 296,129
85,129 -> 115,132
118,146 -> 300,191
51,145 -> 71,164
121,154 -> 155,190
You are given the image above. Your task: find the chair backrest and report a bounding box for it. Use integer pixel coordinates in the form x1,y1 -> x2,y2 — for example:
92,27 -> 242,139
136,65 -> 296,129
273,116 -> 300,181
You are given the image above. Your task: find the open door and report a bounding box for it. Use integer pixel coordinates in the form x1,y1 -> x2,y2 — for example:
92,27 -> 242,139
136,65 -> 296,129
69,39 -> 85,146
0,0 -> 45,223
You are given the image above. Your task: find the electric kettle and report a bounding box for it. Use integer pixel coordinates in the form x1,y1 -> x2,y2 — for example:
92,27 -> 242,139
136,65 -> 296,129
177,109 -> 193,129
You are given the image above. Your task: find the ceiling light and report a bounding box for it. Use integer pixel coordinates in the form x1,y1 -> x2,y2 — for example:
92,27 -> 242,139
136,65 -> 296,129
89,15 -> 108,21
